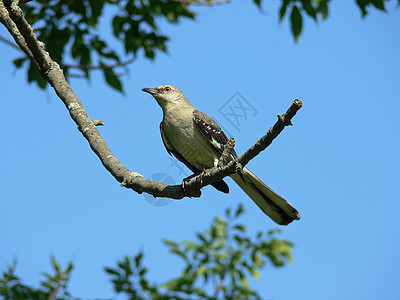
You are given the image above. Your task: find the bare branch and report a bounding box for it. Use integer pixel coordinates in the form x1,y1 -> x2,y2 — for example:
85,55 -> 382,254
0,0 -> 303,202
239,99 -> 303,166
62,57 -> 135,71
179,100 -> 303,194
0,33 -> 20,50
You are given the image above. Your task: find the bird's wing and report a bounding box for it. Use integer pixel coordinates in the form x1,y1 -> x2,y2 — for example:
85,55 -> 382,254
193,110 -> 237,158
160,121 -> 230,194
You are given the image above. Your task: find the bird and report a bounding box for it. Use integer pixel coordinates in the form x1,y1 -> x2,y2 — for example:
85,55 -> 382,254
142,85 -> 300,225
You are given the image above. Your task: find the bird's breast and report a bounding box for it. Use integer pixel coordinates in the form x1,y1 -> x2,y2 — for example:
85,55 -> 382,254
162,112 -> 217,169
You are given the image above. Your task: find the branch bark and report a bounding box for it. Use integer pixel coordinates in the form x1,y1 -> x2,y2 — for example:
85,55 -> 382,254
0,0 -> 303,201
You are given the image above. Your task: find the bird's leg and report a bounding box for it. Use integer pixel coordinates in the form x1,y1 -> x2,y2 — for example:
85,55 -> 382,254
218,138 -> 236,167
235,162 -> 246,183
182,172 -> 199,182
181,167 -> 214,193
181,171 -> 201,195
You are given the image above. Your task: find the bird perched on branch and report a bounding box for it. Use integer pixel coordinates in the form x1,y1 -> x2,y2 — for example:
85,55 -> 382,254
142,85 -> 300,225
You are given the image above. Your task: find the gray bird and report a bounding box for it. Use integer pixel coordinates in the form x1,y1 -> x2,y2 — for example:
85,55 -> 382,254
142,85 -> 300,225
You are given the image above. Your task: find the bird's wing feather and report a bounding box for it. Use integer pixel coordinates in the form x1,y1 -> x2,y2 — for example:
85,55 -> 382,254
230,168 -> 300,225
193,110 -> 237,157
160,121 -> 230,194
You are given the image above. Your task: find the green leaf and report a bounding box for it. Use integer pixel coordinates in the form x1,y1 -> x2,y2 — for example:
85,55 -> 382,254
104,267 -> 121,277
120,256 -> 132,275
134,252 -> 143,268
234,203 -> 244,217
88,0 -> 104,26
317,1 -> 329,20
197,233 -> 208,245
290,5 -> 303,42
27,61 -> 47,89
241,276 -> 249,288
234,224 -> 246,233
356,0 -> 369,17
301,0 -> 317,20
170,248 -> 188,261
65,261 -> 73,274
41,272 -> 55,281
249,267 -> 261,279
279,0 -> 290,21
163,239 -> 178,248
13,57 -> 27,68
225,207 -> 231,218
138,267 -> 147,277
268,228 -> 283,236
102,68 -> 123,93
196,266 -> 207,276
51,256 -> 61,274
41,281 -> 54,290
213,240 -> 225,251
253,0 -> 262,9
371,0 -> 386,11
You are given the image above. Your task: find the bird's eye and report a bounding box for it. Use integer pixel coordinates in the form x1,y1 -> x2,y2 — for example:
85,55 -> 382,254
165,86 -> 171,92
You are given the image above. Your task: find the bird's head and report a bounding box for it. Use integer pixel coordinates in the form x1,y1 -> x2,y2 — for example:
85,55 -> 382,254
142,85 -> 189,109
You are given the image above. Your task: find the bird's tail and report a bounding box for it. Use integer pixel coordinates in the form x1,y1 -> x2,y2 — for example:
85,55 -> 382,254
230,167 -> 300,225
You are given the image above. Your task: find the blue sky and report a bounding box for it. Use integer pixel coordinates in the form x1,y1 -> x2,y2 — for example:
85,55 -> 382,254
1,1 -> 399,299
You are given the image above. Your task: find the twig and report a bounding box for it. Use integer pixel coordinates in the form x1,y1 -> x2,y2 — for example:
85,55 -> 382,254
62,57 -> 135,71
48,277 -> 63,300
0,0 -> 303,201
214,279 -> 224,298
179,100 -> 303,194
0,33 -> 20,50
239,99 -> 303,166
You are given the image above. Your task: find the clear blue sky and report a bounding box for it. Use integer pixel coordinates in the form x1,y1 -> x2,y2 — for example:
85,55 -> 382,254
1,1 -> 399,299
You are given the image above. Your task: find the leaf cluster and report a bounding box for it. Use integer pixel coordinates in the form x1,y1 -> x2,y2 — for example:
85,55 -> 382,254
105,204 -> 295,300
0,205 -> 295,299
263,0 -> 394,42
0,257 -> 74,300
6,0 -> 398,92
13,0 -> 195,92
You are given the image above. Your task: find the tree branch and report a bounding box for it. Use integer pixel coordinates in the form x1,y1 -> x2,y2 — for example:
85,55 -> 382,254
61,57 -> 135,71
0,1 -> 35,63
0,33 -> 20,50
177,100 -> 303,194
0,0 -> 302,202
48,277 -> 63,300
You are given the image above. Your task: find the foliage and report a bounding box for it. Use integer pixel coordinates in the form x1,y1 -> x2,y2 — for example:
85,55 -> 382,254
13,0 -> 195,92
105,204 -> 294,299
275,0 -> 394,41
4,0 -> 396,92
0,257 -> 74,300
0,204 -> 295,300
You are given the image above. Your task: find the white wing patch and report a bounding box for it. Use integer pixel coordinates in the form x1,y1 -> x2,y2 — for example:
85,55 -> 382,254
210,137 -> 223,150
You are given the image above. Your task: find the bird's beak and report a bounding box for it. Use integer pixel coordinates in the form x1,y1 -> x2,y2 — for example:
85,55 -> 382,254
142,87 -> 159,96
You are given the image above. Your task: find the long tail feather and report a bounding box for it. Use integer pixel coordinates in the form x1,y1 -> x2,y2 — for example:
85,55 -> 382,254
230,167 -> 300,225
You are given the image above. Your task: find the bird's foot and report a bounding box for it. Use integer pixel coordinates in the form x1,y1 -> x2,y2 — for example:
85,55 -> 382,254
235,162 -> 243,173
181,172 -> 201,196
